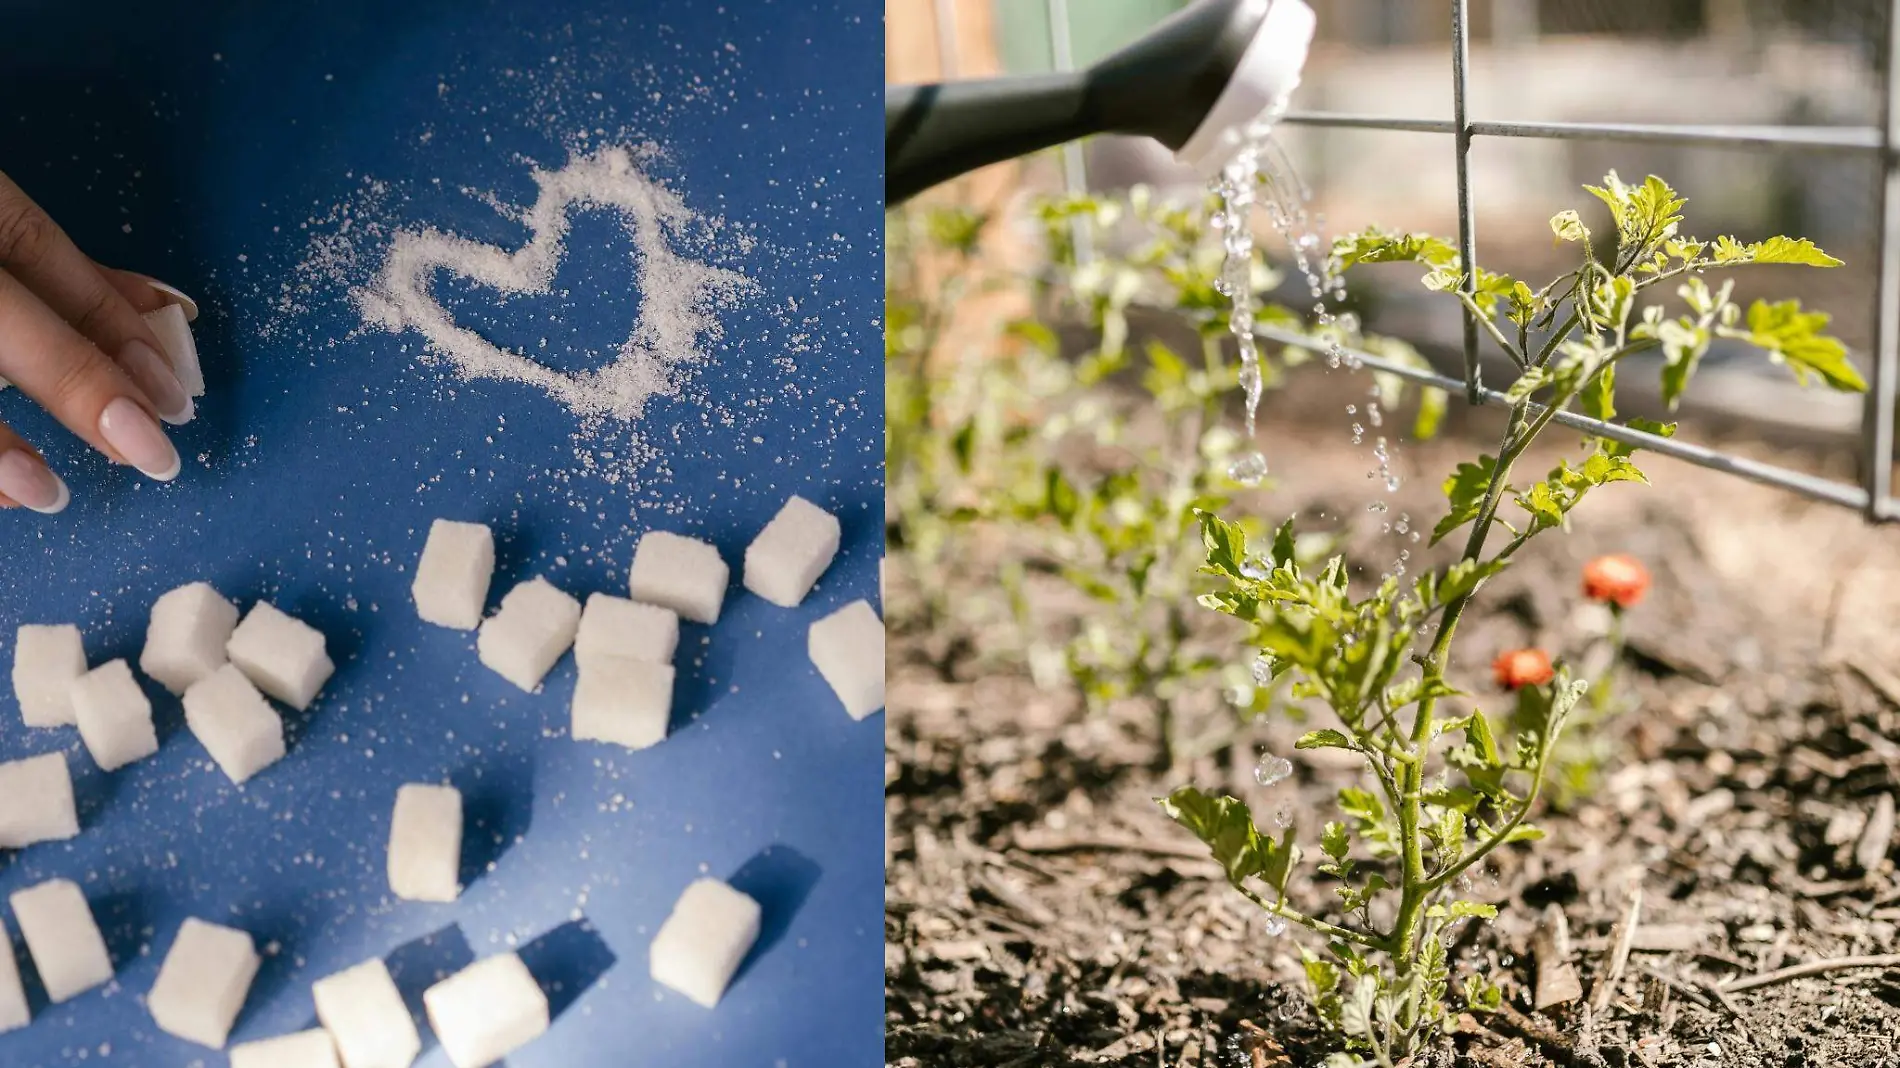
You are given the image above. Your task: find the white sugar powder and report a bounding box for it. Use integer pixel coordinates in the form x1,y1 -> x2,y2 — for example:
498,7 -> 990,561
354,146 -> 751,423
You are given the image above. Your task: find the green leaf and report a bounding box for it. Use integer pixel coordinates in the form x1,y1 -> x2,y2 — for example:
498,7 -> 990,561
1464,973 -> 1503,1012
1321,821 -> 1350,863
1655,316 -> 1712,409
1433,455 -> 1499,545
1549,209 -> 1588,244
1448,899 -> 1499,920
1503,367 -> 1550,405
1196,509 -> 1248,579
1729,299 -> 1868,392
1414,384 -> 1448,440
1502,824 -> 1546,843
1436,558 -> 1509,605
1271,516 -> 1297,569
1748,236 -> 1843,267
1296,729 -> 1356,752
1333,228 -> 1458,269
1601,417 -> 1676,459
1581,360 -> 1615,420
1044,467 -> 1080,525
1157,787 -> 1296,891
1338,786 -> 1398,857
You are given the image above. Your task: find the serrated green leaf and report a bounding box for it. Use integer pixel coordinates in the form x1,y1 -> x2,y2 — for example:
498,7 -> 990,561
1196,509 -> 1248,579
1504,367 -> 1550,405
1448,900 -> 1498,920
1271,516 -> 1297,569
1748,235 -> 1843,267
1158,787 -> 1295,890
1549,209 -> 1588,243
1581,360 -> 1616,420
1297,729 -> 1356,752
1434,455 -> 1499,545
1333,228 -> 1458,269
1321,820 -> 1349,863
1730,299 -> 1868,392
1339,786 -> 1398,857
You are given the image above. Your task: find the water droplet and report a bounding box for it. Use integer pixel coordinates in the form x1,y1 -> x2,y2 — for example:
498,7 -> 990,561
1264,915 -> 1287,936
1228,451 -> 1269,485
1253,754 -> 1293,787
1251,653 -> 1275,684
1273,804 -> 1293,827
1240,556 -> 1270,580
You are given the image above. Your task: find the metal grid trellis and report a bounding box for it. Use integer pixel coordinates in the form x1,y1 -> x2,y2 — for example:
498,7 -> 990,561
922,0 -> 1900,523
1267,0 -> 1900,523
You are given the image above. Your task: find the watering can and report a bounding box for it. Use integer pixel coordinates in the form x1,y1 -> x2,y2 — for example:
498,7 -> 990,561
886,0 -> 1317,203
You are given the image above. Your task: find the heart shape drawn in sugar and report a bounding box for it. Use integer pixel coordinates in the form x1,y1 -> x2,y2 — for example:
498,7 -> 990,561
356,146 -> 751,422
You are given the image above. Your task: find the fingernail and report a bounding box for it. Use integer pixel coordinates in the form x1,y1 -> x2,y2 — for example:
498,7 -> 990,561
119,339 -> 193,426
99,397 -> 181,482
0,450 -> 71,514
135,274 -> 198,321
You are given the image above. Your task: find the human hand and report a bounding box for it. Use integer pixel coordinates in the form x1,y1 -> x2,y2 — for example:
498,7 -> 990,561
0,170 -> 198,515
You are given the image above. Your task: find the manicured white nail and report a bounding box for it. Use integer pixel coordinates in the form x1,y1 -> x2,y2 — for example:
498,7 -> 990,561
134,274 -> 199,322
99,397 -> 181,482
119,339 -> 193,426
0,450 -> 71,514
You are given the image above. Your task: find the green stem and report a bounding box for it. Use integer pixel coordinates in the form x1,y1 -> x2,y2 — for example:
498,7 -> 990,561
1389,403 -> 1532,971
1456,293 -> 1528,367
1235,884 -> 1389,950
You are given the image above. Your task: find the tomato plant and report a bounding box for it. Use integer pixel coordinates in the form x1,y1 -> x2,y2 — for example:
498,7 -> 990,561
1164,173 -> 1867,1064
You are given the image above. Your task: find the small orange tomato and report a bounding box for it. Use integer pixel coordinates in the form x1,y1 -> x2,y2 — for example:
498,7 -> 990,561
1493,648 -> 1555,690
1582,553 -> 1651,609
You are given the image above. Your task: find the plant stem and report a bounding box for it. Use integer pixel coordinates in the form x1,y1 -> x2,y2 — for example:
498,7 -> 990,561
1390,403 -> 1531,970
1236,884 -> 1388,950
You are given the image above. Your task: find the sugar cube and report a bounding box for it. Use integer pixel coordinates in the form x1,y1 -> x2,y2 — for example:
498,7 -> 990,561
10,879 -> 112,1003
808,599 -> 885,720
412,519 -> 495,630
476,577 -> 580,692
12,623 -> 86,727
147,917 -> 260,1049
0,918 -> 28,1033
574,593 -> 678,669
650,878 -> 761,1008
571,658 -> 673,750
226,602 -> 334,711
183,665 -> 287,784
71,659 -> 160,771
0,753 -> 79,847
312,958 -> 421,1068
423,953 -> 549,1068
230,1030 -> 342,1068
627,531 -> 728,624
140,581 -> 239,695
387,783 -> 462,903
744,495 -> 841,607
143,302 -> 205,396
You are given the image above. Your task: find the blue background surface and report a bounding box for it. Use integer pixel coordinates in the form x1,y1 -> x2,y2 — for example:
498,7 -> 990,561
0,1 -> 884,1065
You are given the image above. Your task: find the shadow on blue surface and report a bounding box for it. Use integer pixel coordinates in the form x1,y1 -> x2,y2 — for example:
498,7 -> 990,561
729,844 -> 823,987
238,905 -> 319,1034
384,922 -> 477,1055
454,753 -> 535,892
69,756 -> 123,835
94,890 -> 154,976
518,918 -> 618,1022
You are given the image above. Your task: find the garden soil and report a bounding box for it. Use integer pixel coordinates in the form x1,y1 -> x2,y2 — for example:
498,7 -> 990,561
886,369 -> 1900,1067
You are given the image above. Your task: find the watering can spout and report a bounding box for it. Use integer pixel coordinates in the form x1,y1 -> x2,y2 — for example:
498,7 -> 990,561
886,0 -> 1315,204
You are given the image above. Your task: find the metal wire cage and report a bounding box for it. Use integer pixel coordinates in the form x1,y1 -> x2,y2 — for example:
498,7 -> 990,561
924,0 -> 1900,523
